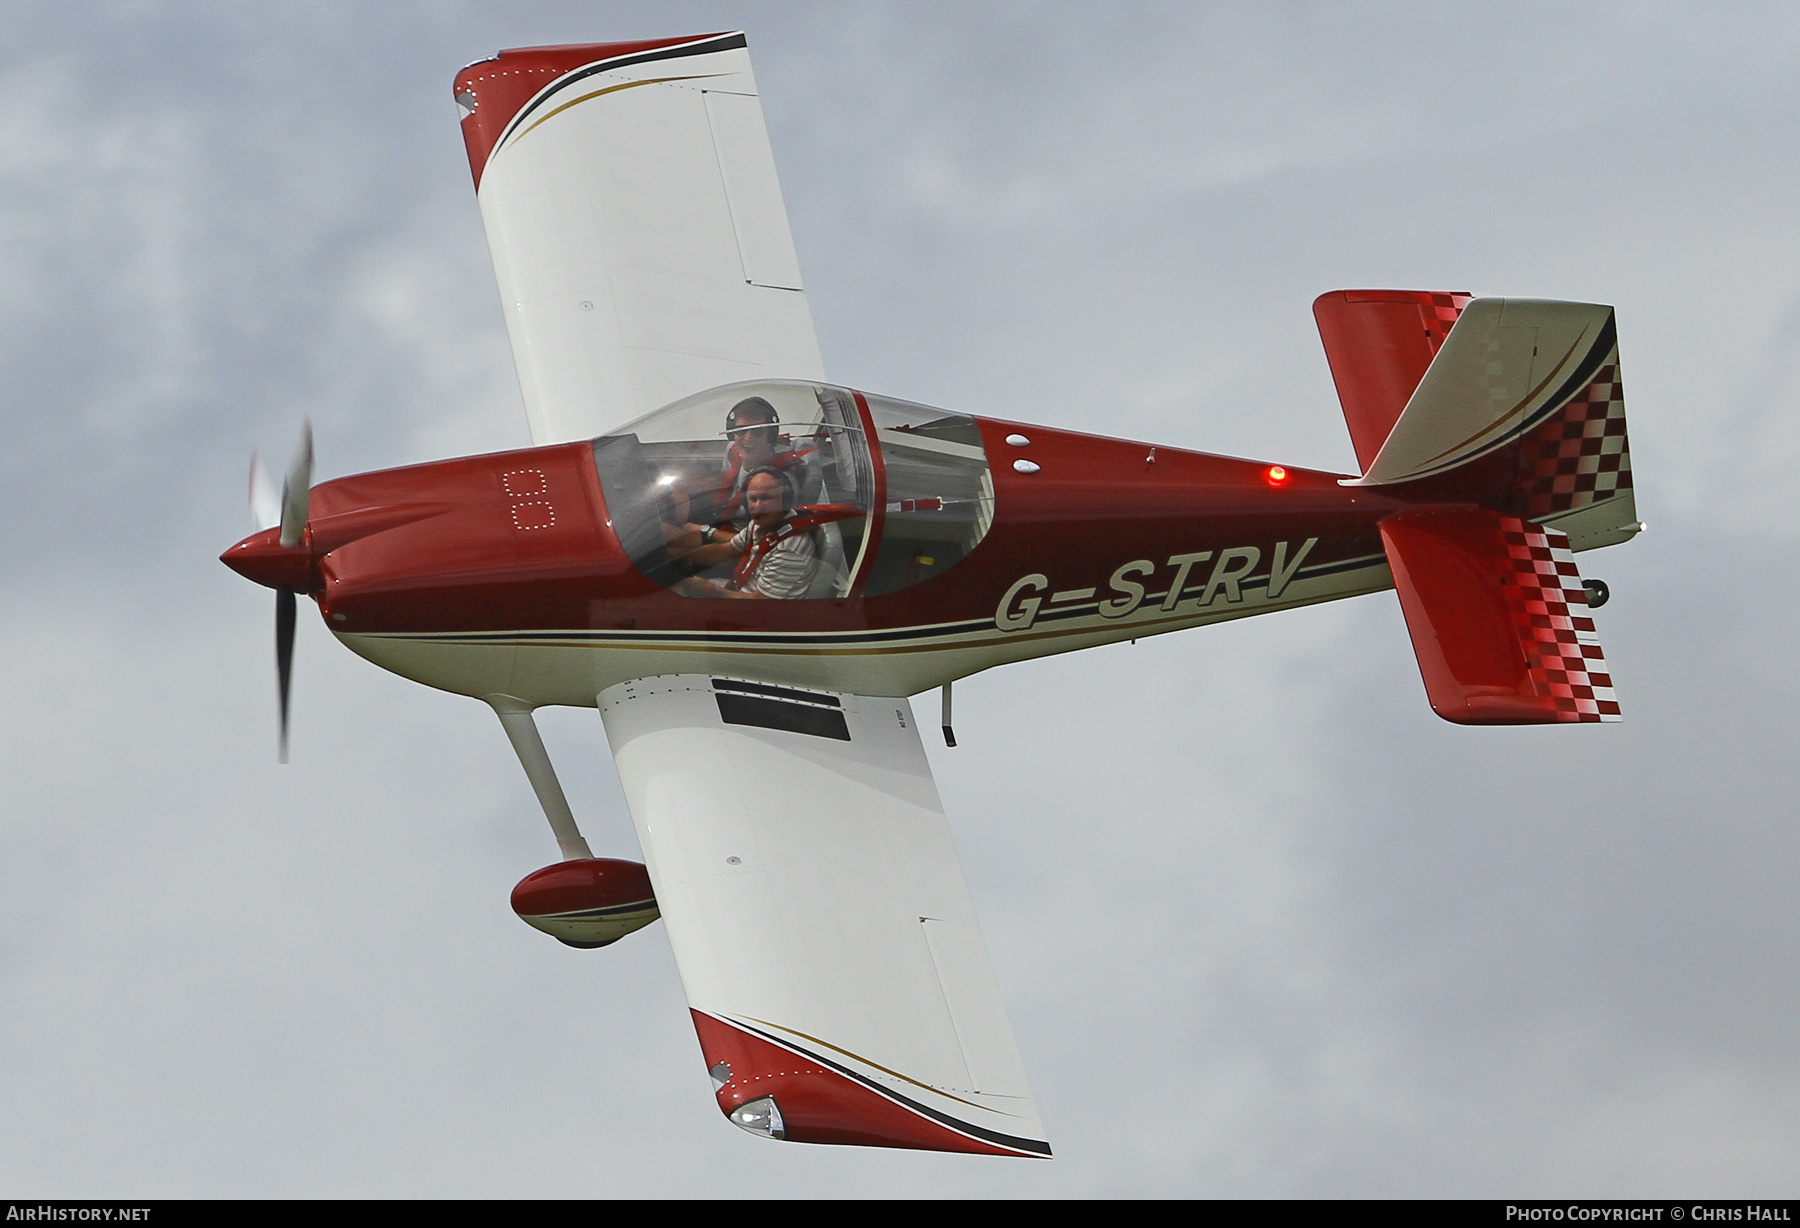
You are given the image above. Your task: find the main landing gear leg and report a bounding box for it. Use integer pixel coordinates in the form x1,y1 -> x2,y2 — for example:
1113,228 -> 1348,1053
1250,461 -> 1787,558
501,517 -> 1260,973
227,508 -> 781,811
485,696 -> 595,862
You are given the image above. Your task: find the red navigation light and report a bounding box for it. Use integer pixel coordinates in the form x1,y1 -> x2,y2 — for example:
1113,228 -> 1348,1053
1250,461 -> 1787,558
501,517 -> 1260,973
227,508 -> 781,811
1265,465 -> 1289,487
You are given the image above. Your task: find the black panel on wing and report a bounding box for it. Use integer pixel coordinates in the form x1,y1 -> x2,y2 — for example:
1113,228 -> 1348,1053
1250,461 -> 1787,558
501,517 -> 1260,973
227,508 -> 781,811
712,679 -> 851,741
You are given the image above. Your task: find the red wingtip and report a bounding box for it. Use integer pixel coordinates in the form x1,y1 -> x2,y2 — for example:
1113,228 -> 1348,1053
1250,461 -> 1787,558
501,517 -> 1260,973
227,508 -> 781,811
689,1011 -> 1047,1157
453,33 -> 741,190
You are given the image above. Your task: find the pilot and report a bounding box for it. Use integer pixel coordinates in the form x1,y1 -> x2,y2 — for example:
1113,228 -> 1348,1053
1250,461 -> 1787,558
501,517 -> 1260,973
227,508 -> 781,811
674,468 -> 819,600
711,397 -> 817,523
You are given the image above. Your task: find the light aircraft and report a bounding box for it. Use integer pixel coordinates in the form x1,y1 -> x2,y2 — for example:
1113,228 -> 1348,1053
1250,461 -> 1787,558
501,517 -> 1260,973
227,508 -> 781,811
221,32 -> 1639,1158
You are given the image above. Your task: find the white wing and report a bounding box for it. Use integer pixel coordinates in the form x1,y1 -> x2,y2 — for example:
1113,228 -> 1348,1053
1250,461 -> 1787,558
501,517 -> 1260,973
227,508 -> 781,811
599,675 -> 1050,1156
456,33 -> 825,445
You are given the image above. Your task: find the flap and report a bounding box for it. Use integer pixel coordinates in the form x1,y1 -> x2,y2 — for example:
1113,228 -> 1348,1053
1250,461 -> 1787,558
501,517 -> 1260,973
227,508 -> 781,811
1379,507 -> 1621,725
456,35 -> 825,446
598,675 -> 1049,1156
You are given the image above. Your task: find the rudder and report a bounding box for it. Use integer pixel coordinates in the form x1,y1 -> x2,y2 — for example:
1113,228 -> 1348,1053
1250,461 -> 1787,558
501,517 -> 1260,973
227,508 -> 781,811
1313,289 -> 1472,473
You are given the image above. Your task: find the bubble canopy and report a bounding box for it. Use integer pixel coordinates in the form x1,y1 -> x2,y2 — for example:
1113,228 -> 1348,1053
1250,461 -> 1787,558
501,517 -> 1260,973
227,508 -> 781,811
589,381 -> 995,599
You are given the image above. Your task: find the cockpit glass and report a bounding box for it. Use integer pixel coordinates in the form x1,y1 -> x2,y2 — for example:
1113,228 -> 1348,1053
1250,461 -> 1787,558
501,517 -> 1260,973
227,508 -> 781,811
589,382 -> 993,600
591,382 -> 874,599
862,394 -> 995,596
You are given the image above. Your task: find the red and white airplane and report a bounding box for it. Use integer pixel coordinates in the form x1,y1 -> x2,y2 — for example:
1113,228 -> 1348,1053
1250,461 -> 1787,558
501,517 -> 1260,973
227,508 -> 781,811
222,32 -> 1638,1158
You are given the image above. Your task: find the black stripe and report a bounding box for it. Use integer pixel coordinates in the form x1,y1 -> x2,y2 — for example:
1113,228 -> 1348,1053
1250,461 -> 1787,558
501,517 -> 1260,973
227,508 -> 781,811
500,32 -> 748,146
358,554 -> 1382,651
541,901 -> 658,920
716,694 -> 851,741
364,555 -> 1390,649
397,617 -> 998,649
1409,316 -> 1620,482
1536,314 -> 1618,430
1468,326 -> 1619,462
712,678 -> 842,707
726,1017 -> 1052,1157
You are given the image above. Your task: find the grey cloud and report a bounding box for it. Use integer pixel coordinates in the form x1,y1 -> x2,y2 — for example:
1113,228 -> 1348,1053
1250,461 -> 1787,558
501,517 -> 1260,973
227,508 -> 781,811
0,0 -> 1794,1197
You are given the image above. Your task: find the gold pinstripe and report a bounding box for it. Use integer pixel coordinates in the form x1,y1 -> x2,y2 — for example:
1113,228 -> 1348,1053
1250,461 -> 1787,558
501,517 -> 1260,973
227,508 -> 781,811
1418,325 -> 1593,469
501,73 -> 726,151
355,566 -> 1393,660
738,1016 -> 1019,1118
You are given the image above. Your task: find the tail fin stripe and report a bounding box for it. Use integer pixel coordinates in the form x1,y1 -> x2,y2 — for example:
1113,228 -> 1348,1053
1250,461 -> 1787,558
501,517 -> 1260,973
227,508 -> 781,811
1409,312 -> 1618,480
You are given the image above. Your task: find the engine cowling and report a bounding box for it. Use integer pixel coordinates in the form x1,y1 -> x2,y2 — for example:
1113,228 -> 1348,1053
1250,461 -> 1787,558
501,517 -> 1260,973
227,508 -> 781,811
510,858 -> 659,948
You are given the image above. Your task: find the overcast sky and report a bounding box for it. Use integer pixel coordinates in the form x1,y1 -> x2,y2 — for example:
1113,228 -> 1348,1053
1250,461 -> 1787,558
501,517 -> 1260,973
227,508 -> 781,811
2,1 -> 1798,1198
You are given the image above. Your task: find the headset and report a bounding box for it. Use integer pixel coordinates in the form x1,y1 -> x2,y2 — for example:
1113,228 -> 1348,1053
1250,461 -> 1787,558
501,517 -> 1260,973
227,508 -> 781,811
724,396 -> 780,438
740,465 -> 796,513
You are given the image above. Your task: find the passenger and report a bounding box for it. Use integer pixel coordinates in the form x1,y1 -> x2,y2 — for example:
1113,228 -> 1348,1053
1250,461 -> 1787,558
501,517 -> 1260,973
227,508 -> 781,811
674,468 -> 819,600
711,397 -> 817,523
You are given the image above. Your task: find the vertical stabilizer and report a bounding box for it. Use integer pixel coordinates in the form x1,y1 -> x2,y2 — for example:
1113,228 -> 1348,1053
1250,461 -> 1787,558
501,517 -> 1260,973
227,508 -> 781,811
1317,291 -> 1638,552
1313,290 -> 1471,472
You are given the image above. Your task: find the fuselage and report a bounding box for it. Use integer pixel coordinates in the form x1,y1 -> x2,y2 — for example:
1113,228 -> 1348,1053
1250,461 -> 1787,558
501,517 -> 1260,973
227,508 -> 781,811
225,402 -> 1418,706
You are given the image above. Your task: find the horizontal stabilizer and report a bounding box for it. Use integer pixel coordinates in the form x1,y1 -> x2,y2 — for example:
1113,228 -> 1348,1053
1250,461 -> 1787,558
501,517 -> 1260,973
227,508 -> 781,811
1380,507 -> 1621,725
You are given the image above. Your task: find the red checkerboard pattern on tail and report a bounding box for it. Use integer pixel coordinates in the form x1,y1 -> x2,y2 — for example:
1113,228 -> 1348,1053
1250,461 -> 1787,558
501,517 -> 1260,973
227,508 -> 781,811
1521,355 -> 1632,517
1499,517 -> 1621,723
1312,289 -> 1474,472
1378,505 -> 1624,725
1421,291 -> 1469,348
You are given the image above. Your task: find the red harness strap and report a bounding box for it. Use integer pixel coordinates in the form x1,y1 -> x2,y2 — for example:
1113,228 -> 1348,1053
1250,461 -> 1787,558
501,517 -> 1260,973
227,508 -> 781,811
732,503 -> 863,589
712,443 -> 819,519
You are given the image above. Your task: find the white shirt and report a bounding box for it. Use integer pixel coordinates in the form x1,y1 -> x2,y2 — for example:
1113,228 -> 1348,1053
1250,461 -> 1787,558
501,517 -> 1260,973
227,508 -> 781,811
730,522 -> 819,599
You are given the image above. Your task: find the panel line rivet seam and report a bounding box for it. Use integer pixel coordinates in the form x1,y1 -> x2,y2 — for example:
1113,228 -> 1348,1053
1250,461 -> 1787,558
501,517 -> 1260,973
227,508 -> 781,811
719,1067 -> 831,1092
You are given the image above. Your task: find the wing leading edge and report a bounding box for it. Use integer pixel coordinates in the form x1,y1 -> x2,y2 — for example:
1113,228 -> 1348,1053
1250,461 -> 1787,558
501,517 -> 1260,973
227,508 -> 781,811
456,34 -> 825,446
598,675 -> 1050,1156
